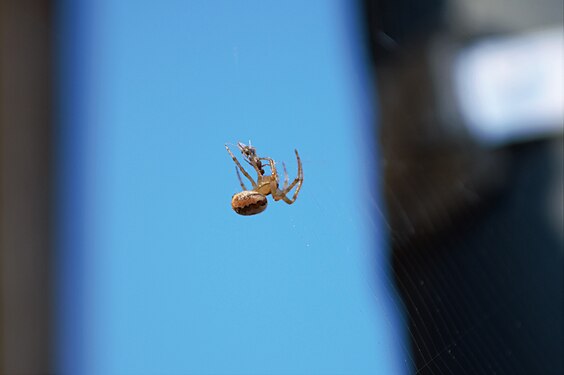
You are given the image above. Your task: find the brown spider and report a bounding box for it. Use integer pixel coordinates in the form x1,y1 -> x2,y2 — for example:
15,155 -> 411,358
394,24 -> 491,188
225,142 -> 303,215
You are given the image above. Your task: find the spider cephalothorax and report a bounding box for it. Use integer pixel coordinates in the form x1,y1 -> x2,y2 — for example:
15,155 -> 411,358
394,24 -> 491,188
225,142 -> 303,215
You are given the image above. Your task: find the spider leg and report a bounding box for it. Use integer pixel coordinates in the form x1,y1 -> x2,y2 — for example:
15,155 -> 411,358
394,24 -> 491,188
225,144 -> 257,188
275,149 -> 303,204
254,157 -> 276,175
248,160 -> 264,178
282,162 -> 289,190
235,167 -> 248,191
262,157 -> 281,198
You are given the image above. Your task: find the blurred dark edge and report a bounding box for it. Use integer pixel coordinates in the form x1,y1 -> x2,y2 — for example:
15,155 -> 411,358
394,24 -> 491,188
0,0 -> 54,374
361,0 -> 563,374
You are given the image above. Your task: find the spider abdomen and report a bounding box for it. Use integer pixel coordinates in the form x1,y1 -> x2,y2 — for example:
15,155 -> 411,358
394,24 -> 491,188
231,190 -> 268,215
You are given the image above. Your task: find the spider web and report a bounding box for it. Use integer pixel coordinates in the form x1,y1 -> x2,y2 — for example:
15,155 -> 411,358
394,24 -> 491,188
380,140 -> 564,375
299,136 -> 564,374
360,0 -> 563,372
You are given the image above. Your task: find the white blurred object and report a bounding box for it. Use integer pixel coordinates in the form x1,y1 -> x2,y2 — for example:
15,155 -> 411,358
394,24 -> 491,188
455,26 -> 563,146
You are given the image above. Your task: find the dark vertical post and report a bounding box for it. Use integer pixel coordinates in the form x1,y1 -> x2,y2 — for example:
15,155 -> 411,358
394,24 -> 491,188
0,0 -> 53,373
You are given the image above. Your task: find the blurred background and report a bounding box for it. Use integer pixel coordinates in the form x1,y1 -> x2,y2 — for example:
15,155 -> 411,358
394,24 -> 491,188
1,0 -> 562,374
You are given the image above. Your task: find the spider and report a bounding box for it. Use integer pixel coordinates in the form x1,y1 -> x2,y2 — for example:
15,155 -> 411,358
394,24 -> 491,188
225,142 -> 303,215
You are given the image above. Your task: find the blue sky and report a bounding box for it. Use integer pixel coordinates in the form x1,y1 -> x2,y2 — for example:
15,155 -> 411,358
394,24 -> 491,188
57,1 -> 410,374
